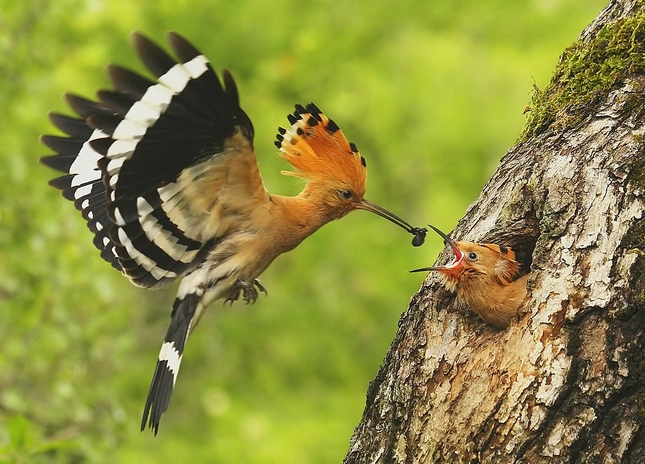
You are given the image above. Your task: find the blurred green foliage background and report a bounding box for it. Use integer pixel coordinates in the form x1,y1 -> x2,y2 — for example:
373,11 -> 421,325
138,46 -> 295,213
0,0 -> 606,462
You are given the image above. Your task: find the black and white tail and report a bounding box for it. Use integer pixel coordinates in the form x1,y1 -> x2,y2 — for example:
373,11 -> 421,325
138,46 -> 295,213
142,289 -> 203,434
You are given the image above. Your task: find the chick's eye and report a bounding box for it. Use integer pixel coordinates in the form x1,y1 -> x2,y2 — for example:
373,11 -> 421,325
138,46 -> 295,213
467,252 -> 478,261
341,190 -> 353,199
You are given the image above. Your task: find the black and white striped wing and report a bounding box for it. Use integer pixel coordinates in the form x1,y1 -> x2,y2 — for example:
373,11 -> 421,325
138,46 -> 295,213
41,32 -> 257,289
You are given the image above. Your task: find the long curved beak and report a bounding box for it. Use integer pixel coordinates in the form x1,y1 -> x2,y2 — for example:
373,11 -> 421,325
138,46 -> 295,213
409,224 -> 464,272
357,199 -> 427,247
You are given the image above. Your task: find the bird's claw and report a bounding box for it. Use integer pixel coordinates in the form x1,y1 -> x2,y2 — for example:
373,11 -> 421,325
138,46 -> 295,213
254,280 -> 268,297
225,279 -> 268,305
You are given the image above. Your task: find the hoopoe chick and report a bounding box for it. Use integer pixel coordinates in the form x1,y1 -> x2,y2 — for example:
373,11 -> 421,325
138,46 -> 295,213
411,225 -> 529,328
40,31 -> 427,434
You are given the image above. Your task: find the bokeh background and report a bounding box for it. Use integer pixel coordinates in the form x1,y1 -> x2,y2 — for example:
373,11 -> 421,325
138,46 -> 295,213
0,0 -> 607,462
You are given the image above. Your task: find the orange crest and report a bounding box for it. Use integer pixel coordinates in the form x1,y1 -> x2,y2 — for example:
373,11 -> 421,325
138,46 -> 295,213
275,103 -> 367,196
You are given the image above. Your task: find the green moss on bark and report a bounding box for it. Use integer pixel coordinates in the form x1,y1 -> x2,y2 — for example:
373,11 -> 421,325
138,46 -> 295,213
523,11 -> 645,138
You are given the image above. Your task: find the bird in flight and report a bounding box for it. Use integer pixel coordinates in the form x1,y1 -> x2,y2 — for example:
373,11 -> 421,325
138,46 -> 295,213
41,31 -> 427,433
411,225 -> 529,328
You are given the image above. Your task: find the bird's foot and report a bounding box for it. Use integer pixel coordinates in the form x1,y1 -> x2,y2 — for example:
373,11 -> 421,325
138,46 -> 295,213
225,279 -> 268,305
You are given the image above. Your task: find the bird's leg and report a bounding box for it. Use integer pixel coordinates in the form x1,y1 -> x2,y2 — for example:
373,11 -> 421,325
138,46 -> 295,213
225,279 -> 268,305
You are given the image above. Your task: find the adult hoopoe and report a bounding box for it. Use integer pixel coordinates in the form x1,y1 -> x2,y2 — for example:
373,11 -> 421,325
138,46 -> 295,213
411,225 -> 529,328
40,31 -> 427,434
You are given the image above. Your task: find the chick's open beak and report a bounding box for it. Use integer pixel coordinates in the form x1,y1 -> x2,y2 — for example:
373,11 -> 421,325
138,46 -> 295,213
409,224 -> 464,273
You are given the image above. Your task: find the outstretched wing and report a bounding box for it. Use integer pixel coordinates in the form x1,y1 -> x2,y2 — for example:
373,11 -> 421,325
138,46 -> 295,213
41,32 -> 266,289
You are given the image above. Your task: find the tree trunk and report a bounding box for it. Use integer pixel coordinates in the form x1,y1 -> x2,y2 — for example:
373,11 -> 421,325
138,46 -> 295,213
345,1 -> 645,463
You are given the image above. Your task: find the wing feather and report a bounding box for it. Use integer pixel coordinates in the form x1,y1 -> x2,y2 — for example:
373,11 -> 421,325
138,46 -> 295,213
41,31 -> 265,288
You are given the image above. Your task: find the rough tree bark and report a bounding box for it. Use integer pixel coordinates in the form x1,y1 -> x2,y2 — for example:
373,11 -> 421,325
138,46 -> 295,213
345,1 -> 645,463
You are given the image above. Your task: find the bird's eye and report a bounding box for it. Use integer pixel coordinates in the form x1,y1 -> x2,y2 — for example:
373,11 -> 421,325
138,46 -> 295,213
341,190 -> 352,199
467,252 -> 478,261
